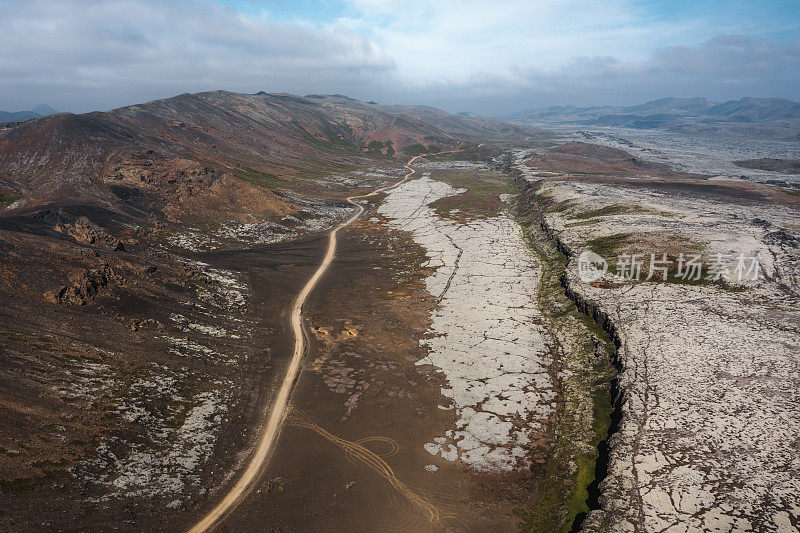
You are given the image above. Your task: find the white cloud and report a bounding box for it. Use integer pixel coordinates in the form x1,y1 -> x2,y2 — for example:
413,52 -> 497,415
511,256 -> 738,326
335,0 -> 698,78
0,0 -> 394,111
0,0 -> 798,115
388,34 -> 800,114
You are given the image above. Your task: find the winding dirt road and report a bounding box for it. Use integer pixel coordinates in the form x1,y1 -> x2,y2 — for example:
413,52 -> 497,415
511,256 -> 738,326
189,152 -> 455,533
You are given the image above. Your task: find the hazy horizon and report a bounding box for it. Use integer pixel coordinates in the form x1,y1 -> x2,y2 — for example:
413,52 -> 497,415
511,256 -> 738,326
2,0 -> 799,115
7,91 -> 800,120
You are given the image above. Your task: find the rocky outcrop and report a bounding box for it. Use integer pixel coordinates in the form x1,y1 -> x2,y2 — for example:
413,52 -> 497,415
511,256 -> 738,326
44,264 -> 115,305
54,216 -> 125,250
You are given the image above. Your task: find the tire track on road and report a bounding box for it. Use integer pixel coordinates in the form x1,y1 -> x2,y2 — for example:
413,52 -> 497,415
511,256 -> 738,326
189,149 -> 462,533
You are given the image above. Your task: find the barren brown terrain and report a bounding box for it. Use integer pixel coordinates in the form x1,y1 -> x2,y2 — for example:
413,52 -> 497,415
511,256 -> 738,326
0,92 -> 549,531
3,0 -> 798,530
2,87 -> 798,533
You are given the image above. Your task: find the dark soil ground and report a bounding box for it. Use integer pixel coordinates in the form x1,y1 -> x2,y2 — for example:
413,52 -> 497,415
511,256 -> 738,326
0,206 -> 326,531
219,210 -> 526,532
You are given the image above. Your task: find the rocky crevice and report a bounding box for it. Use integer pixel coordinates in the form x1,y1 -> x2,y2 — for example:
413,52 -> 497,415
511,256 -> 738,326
505,147 -> 800,531
509,168 -> 626,531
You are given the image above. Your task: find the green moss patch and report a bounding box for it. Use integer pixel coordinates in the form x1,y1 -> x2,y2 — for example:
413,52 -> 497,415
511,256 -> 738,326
513,197 -> 616,532
584,232 -> 734,285
423,145 -> 502,162
235,167 -> 286,190
429,169 -> 517,220
571,203 -> 673,220
403,143 -> 440,156
0,193 -> 19,207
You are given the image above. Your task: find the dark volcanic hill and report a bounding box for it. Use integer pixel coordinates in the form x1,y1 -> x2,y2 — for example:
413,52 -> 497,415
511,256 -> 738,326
0,90 -> 533,221
706,97 -> 800,122
523,141 -> 683,177
734,157 -> 800,174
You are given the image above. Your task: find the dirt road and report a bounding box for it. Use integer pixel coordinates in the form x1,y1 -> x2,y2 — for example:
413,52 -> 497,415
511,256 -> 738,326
188,153 -> 446,533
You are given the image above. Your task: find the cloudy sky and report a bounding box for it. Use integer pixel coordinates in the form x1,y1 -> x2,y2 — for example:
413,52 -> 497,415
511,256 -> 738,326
1,0 -> 799,115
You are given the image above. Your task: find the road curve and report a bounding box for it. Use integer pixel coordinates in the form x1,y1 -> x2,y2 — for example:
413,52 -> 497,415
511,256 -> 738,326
188,151 -> 457,533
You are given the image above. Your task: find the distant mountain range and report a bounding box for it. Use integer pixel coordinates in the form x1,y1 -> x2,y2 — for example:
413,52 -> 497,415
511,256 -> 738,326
510,97 -> 800,140
0,104 -> 58,124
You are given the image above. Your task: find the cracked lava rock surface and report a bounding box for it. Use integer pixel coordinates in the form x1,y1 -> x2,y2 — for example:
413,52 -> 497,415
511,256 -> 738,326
514,151 -> 800,532
378,173 -> 555,472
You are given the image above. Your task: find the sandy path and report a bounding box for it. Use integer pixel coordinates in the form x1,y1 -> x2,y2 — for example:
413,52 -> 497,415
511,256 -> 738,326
188,151 -> 457,533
